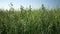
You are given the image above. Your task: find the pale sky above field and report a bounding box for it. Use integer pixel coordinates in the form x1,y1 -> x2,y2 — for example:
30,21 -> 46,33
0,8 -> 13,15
0,0 -> 60,9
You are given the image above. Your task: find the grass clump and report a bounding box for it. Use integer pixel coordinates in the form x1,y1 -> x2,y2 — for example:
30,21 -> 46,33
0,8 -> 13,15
0,5 -> 60,34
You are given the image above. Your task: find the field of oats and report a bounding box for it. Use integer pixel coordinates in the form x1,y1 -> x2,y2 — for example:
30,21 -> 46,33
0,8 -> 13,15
0,5 -> 60,34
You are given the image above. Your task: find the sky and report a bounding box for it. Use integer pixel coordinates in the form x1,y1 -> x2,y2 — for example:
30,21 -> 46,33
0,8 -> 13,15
0,0 -> 60,9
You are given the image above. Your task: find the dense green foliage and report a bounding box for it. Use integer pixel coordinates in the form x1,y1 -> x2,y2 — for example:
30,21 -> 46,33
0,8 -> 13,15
0,6 -> 60,34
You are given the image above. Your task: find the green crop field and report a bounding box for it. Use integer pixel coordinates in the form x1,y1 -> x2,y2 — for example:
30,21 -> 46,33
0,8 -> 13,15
0,5 -> 60,34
